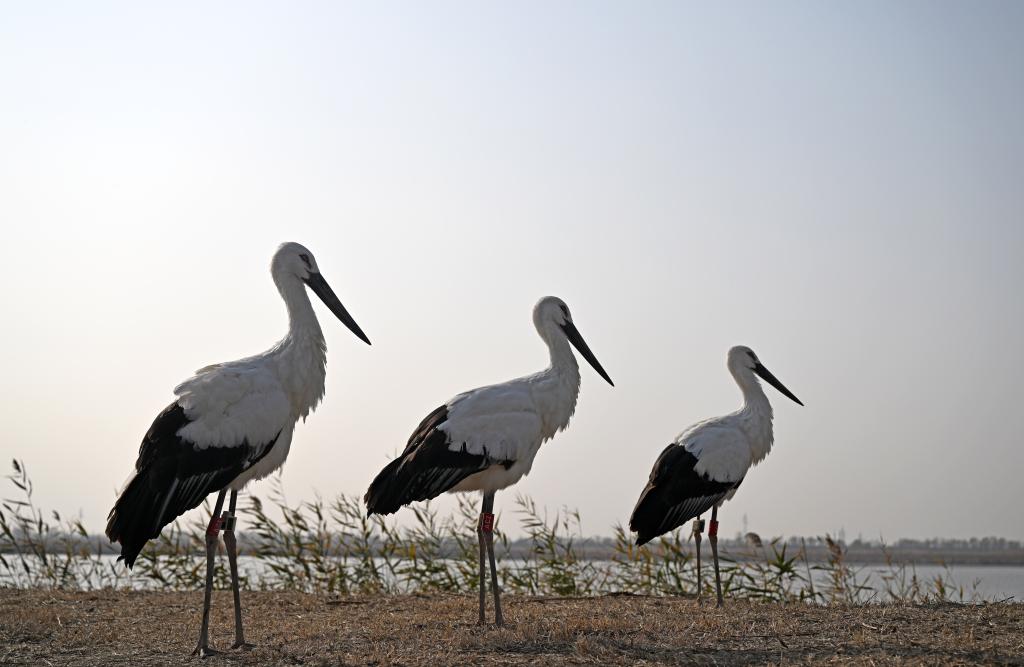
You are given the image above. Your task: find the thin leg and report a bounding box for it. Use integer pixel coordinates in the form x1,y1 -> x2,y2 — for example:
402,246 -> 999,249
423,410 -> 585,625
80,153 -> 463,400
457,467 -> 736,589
482,492 -> 503,626
709,506 -> 723,607
193,490 -> 227,658
692,517 -> 704,604
477,514 -> 487,625
223,490 -> 253,650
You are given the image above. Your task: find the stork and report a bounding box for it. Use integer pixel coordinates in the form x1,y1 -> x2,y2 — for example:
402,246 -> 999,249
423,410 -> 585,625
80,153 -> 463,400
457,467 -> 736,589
364,296 -> 613,626
105,242 -> 370,656
629,346 -> 802,606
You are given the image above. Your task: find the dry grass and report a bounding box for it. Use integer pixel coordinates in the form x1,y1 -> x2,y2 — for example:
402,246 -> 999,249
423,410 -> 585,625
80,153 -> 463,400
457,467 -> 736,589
1,591 -> 1022,666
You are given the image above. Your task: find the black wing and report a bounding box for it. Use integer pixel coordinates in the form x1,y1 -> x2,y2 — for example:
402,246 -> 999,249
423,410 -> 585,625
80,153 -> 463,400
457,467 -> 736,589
629,444 -> 741,546
105,402 -> 278,568
364,405 -> 513,515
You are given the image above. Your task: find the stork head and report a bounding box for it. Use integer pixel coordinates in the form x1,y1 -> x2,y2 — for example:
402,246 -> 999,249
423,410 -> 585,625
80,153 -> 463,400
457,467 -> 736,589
534,296 -> 614,386
272,241 -> 323,280
271,242 -> 371,345
728,346 -> 802,405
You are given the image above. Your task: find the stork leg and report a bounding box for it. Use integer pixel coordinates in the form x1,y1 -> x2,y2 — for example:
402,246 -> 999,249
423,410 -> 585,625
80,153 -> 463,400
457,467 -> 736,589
692,517 -> 704,604
223,490 -> 254,650
192,489 -> 227,658
482,491 -> 503,626
709,506 -> 724,607
477,511 -> 487,626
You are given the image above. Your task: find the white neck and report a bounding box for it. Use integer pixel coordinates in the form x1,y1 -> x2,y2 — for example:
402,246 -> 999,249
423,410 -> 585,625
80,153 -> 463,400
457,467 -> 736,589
271,274 -> 327,419
731,366 -> 774,464
528,321 -> 582,440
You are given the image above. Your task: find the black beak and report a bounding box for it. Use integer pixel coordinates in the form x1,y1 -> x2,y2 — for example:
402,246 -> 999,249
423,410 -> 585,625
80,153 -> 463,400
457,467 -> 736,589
304,273 -> 371,345
561,321 -> 614,386
753,363 -> 802,406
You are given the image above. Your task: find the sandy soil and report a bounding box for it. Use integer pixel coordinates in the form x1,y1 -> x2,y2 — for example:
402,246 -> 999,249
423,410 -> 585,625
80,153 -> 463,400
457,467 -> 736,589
1,590 -> 1022,666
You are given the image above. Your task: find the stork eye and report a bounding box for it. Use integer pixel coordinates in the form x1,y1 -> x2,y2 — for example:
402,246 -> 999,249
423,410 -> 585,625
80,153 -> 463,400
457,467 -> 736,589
299,253 -> 312,268
559,305 -> 570,318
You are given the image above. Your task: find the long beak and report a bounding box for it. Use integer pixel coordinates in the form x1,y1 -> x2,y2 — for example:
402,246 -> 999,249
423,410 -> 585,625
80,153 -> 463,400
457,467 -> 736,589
561,321 -> 614,386
304,273 -> 371,345
753,363 -> 802,406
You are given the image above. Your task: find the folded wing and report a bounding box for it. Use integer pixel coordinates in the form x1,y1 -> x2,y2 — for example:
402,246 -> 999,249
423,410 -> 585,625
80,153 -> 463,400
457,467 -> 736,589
629,443 -> 743,546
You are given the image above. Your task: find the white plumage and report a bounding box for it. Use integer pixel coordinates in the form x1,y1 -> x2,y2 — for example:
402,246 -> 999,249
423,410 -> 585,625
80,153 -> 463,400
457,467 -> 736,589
106,241 -> 369,655
440,349 -> 583,492
365,295 -> 614,625
175,365 -> 292,453
680,346 -> 794,483
629,345 -> 802,605
365,296 -> 612,509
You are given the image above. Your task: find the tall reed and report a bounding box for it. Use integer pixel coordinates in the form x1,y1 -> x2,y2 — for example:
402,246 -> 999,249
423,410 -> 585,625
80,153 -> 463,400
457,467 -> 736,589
0,460 -> 986,603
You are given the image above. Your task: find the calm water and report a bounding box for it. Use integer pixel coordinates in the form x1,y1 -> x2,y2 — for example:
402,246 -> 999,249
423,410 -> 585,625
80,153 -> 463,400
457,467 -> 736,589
8,556 -> 1023,601
210,560 -> 1024,601
846,564 -> 1023,601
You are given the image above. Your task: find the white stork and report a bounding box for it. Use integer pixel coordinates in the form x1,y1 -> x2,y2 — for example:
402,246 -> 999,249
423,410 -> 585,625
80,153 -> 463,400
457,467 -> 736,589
629,346 -> 802,606
364,296 -> 613,626
105,242 -> 370,656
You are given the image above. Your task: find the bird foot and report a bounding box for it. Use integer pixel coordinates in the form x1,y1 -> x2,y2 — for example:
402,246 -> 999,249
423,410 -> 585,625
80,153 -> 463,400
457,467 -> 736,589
191,643 -> 221,658
231,640 -> 255,650
715,599 -> 724,609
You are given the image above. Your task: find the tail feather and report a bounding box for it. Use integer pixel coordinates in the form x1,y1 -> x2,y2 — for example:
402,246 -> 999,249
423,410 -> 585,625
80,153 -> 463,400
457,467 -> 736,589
105,473 -> 165,569
629,485 -> 665,546
363,458 -> 409,516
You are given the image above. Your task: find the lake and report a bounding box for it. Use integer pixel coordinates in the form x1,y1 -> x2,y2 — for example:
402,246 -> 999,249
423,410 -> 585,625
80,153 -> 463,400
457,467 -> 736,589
4,554 -> 1021,601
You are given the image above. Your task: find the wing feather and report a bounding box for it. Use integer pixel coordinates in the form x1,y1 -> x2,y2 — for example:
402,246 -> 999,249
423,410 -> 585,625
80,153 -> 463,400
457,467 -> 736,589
364,404 -> 516,515
106,402 -> 280,568
629,443 -> 742,546
174,364 -> 291,449
440,382 -> 543,462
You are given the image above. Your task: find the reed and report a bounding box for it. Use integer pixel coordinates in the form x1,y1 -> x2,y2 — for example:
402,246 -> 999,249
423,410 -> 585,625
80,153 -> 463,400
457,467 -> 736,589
0,459 -> 982,603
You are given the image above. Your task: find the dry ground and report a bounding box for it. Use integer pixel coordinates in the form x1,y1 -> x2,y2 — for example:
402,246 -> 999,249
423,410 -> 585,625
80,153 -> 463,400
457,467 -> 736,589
1,590 -> 1021,666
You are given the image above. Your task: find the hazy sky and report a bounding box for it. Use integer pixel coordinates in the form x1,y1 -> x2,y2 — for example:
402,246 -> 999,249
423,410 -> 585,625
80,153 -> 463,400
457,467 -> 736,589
1,2 -> 1022,542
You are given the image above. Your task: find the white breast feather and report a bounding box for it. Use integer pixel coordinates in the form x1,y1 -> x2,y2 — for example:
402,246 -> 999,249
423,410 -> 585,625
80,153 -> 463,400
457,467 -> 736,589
440,383 -> 543,462
174,363 -> 292,449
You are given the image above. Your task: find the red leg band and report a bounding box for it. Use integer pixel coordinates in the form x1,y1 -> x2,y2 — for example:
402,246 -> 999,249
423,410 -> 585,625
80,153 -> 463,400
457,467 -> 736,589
708,519 -> 719,538
480,512 -> 495,534
206,516 -> 224,537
